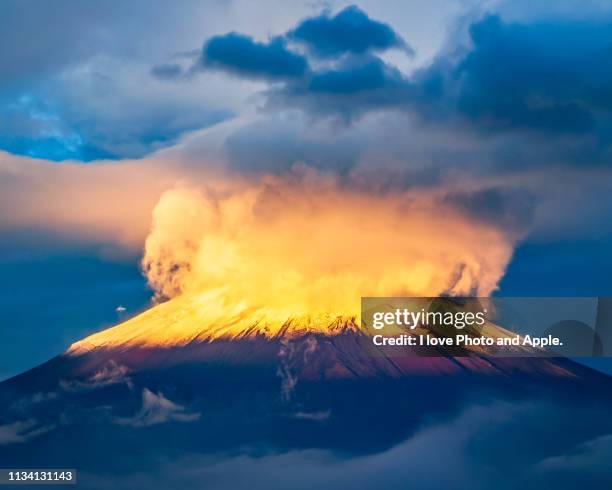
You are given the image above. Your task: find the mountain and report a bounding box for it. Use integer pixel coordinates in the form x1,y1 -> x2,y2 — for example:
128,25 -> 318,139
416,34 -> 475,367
1,297 -> 611,489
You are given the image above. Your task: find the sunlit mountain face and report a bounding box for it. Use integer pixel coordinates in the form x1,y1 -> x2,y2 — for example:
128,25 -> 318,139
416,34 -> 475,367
2,292 -> 612,489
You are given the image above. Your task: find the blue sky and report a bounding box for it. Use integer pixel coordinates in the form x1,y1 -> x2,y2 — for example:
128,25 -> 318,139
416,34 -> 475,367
1,0 -> 612,379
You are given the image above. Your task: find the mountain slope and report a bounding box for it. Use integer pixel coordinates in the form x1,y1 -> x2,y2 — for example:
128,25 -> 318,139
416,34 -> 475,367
1,299 -> 612,490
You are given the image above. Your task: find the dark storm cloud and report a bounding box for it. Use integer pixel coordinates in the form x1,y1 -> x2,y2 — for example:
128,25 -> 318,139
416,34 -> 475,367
268,57 -> 413,120
191,5 -> 413,119
2,2 -> 612,162
400,13 -> 612,155
194,10 -> 612,150
308,56 -> 404,94
288,5 -> 410,58
446,15 -> 612,134
202,34 -> 308,80
409,14 -> 612,140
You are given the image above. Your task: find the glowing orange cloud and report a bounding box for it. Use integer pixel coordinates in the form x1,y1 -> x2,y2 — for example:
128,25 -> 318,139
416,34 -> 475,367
142,165 -> 516,319
1,152 -> 521,347
70,164 -> 519,352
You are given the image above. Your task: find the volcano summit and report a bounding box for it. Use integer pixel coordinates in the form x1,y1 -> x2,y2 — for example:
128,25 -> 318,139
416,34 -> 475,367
1,294 -> 612,489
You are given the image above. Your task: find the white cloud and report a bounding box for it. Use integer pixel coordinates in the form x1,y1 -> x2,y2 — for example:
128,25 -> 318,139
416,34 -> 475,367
114,388 -> 200,428
60,360 -> 133,392
0,419 -> 53,445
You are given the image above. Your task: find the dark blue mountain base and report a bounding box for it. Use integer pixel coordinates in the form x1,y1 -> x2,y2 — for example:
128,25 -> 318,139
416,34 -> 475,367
1,333 -> 611,489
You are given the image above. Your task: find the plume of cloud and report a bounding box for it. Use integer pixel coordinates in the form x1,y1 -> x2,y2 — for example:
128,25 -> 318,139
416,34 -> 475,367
277,338 -> 300,402
115,388 -> 200,428
60,360 -> 133,392
142,164 -> 518,317
288,6 -> 410,58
